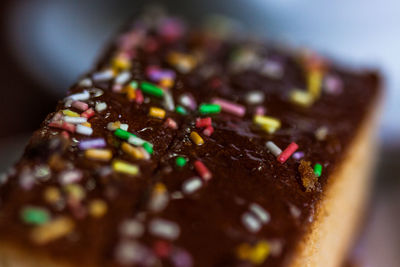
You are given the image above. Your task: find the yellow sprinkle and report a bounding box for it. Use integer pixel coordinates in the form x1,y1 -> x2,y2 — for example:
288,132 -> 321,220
149,107 -> 166,119
112,57 -> 131,70
121,142 -> 144,159
85,149 -> 112,161
62,109 -> 80,117
190,131 -> 204,146
308,70 -> 323,98
126,87 -> 136,101
253,115 -> 281,134
31,217 -> 75,245
112,160 -> 139,176
167,52 -> 197,73
249,241 -> 270,264
81,122 -> 91,128
160,78 -> 174,88
89,199 -> 108,218
43,186 -> 61,204
289,89 -> 314,107
154,182 -> 167,193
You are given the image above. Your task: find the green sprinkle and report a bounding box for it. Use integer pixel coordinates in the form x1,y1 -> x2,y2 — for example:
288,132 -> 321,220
199,103 -> 221,115
130,81 -> 138,89
176,156 -> 187,167
175,105 -> 187,115
314,163 -> 322,177
114,128 -> 132,140
21,207 -> 50,225
140,81 -> 164,98
143,142 -> 154,155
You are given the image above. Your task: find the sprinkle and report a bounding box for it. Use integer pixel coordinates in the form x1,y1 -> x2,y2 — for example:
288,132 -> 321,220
171,248 -> 193,267
49,121 -> 76,133
242,212 -> 262,233
92,69 -> 115,81
59,169 -> 83,185
63,116 -> 87,124
249,203 -> 270,224
175,156 -> 187,167
261,60 -> 284,79
72,101 -> 89,111
277,142 -> 299,163
149,183 -> 169,212
289,89 -> 314,107
142,142 -> 154,155
61,131 -> 70,139
323,74 -> 343,95
62,109 -> 80,117
115,71 -> 132,84
203,126 -> 214,136
21,206 -> 50,225
121,142 -> 145,159
292,151 -> 305,160
112,56 -> 131,70
30,217 -> 75,245
153,240 -> 171,258
140,81 -> 164,98
164,118 -> 178,129
160,78 -> 174,88
199,103 -> 221,115
253,115 -> 281,134
266,141 -> 282,157
246,91 -> 264,104
314,163 -> 323,177
112,160 -> 139,176
66,90 -> 90,101
85,149 -> 112,161
115,240 -> 153,265
255,106 -> 266,116
149,107 -> 166,119
81,108 -> 95,119
237,241 -> 270,264
89,199 -> 108,218
179,93 -> 197,110
212,98 -> 246,117
194,160 -> 212,181
76,124 -> 93,136
95,102 -> 107,112
164,91 -> 175,111
119,219 -> 144,238
149,218 -> 180,240
127,134 -> 148,147
79,138 -> 106,150
167,51 -> 197,73
126,87 -> 136,101
315,126 -> 329,141
135,89 -> 144,104
308,70 -> 323,98
120,124 -> 129,131
175,105 -> 187,115
190,131 -> 204,146
182,177 -> 202,194
78,78 -> 92,87
43,187 -> 61,204
81,122 -> 91,128
196,117 -> 212,128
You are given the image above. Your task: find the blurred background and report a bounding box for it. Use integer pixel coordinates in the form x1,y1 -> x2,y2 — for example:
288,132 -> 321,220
0,0 -> 398,266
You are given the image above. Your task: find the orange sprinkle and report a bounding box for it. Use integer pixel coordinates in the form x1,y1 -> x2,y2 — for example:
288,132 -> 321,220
89,199 -> 108,218
149,107 -> 166,119
85,149 -> 112,161
121,142 -> 144,159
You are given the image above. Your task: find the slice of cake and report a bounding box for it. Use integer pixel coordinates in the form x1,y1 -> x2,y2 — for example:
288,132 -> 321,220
0,10 -> 381,267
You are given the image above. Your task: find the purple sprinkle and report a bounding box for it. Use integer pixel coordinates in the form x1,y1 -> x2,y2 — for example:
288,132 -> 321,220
79,138 -> 106,150
171,248 -> 193,267
293,151 -> 305,160
323,74 -> 343,95
147,66 -> 176,82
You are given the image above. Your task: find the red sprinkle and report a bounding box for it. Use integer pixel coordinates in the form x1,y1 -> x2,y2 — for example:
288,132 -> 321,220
196,117 -> 212,128
194,160 -> 212,181
203,126 -> 214,137
49,121 -> 76,133
153,240 -> 171,258
135,89 -> 144,104
81,108 -> 95,119
277,142 -> 299,163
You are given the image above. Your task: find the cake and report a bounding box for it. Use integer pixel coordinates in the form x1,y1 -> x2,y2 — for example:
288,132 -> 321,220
0,10 -> 382,267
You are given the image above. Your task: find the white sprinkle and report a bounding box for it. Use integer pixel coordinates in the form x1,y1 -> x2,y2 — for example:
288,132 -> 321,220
92,69 -> 114,81
59,169 -> 82,185
246,91 -> 264,104
63,116 -> 87,124
242,212 -> 262,233
115,71 -> 132,84
19,167 -> 34,190
289,204 -> 301,218
127,135 -> 145,146
89,88 -> 104,98
78,78 -> 93,87
182,177 -> 203,194
149,218 -> 180,240
315,126 -> 329,141
76,125 -> 93,136
119,219 -> 144,238
138,147 -> 151,160
266,141 -> 282,157
120,124 -> 129,131
115,241 -> 154,265
66,90 -> 90,101
164,91 -> 175,111
95,102 -> 107,113
149,192 -> 169,212
249,203 -> 270,224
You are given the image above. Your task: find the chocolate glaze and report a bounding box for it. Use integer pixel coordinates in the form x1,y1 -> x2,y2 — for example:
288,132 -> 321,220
0,13 -> 380,267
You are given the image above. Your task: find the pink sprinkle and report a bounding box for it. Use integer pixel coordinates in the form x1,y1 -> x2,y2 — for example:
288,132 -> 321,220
164,118 -> 178,130
49,121 -> 76,133
59,169 -> 83,185
194,160 -> 212,181
196,117 -> 212,128
277,142 -> 299,163
72,101 -> 89,111
293,151 -> 305,160
255,106 -> 266,116
81,108 -> 95,119
212,98 -> 246,117
203,126 -> 214,137
112,84 -> 123,92
135,89 -> 144,104
179,93 -> 197,110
